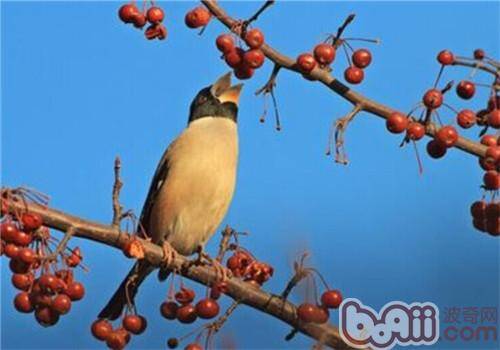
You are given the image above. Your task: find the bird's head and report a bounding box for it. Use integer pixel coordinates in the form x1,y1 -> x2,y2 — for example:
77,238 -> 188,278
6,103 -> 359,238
188,72 -> 243,124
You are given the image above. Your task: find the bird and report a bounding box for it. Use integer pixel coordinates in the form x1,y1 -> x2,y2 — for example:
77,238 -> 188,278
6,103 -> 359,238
98,72 -> 243,320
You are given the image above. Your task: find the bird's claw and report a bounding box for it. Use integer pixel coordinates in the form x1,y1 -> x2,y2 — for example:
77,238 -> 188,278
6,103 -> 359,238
161,241 -> 177,269
182,247 -> 230,282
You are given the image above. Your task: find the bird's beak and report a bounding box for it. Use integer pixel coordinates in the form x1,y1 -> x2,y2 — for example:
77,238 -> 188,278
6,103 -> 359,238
210,72 -> 244,105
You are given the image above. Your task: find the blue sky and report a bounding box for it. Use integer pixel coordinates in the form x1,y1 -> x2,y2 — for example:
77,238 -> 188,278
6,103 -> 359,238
1,1 -> 499,349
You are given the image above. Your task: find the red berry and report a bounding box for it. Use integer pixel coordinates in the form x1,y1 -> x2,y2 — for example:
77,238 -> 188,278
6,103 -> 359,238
344,66 -> 364,84
216,34 -> 235,54
352,48 -> 372,68
481,134 -> 497,147
473,218 -> 486,232
51,294 -> 72,315
314,307 -> 330,324
185,343 -> 203,350
470,201 -> 487,219
244,28 -> 264,49
122,314 -> 147,335
435,125 -> 458,148
297,303 -> 319,323
65,281 -> 85,301
14,292 -> 34,313
1,222 -> 19,243
321,289 -> 343,309
485,146 -> 500,167
176,304 -> 197,324
243,49 -> 265,69
426,140 -> 447,159
30,290 -> 53,308
485,203 -> 500,221
313,43 -> 336,66
195,298 -> 220,319
486,218 -> 500,236
66,247 -> 82,267
479,157 -> 496,171
437,50 -> 454,65
18,247 -> 37,264
386,112 -> 409,134
456,109 -> 476,129
234,64 -> 254,80
21,212 -> 42,231
14,230 -> 32,246
174,287 -> 196,305
145,23 -> 167,40
39,274 -> 58,294
224,48 -> 245,69
132,13 -> 148,29
146,6 -> 164,24
423,89 -> 443,109
160,301 -> 178,320
106,330 -> 128,350
185,6 -> 211,29
91,319 -> 113,341
9,259 -> 30,274
12,273 -> 34,291
487,109 -> 500,129
406,122 -> 425,141
4,243 -> 20,259
296,53 -> 317,74
456,80 -> 476,100
483,170 -> 500,190
474,49 -> 485,60
118,4 -> 139,24
210,281 -> 228,300
35,306 -> 60,327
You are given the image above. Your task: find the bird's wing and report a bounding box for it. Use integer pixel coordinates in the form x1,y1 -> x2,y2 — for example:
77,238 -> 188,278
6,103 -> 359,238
138,145 -> 172,241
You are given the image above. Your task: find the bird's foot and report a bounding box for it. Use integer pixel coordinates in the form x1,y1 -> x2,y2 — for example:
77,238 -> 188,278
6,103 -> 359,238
182,246 -> 230,282
161,241 -> 178,269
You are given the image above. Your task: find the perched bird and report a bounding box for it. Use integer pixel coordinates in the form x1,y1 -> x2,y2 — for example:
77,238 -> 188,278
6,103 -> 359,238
99,73 -> 243,320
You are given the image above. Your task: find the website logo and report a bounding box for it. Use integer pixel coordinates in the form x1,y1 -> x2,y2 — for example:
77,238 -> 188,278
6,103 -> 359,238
339,298 -> 439,349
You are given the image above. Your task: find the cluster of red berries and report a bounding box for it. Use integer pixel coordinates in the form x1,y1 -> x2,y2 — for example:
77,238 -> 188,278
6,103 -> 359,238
185,6 -> 212,29
1,212 -> 85,327
297,289 -> 343,324
470,199 -> 499,236
214,28 -> 266,80
296,42 -> 372,85
385,48 -> 499,236
118,2 -> 166,40
226,249 -> 274,287
160,285 -> 221,325
91,314 -> 147,349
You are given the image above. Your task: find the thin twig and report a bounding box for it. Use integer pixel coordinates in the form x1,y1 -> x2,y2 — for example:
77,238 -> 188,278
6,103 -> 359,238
112,156 -> 123,229
245,1 -> 274,26
42,226 -> 75,262
331,105 -> 363,165
331,14 -> 355,47
208,300 -> 240,334
216,226 -> 234,262
201,0 -> 489,158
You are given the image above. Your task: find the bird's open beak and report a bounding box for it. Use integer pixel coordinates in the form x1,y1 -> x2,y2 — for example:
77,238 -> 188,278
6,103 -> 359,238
211,72 -> 244,105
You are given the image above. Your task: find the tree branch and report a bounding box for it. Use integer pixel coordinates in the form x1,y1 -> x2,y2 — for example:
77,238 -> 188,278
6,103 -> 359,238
2,193 -> 355,350
201,0 -> 488,158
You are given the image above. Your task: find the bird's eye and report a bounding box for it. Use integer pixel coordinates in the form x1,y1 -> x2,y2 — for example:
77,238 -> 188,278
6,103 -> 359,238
198,95 -> 207,104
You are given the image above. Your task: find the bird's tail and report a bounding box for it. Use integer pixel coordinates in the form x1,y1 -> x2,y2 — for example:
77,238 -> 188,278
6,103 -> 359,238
98,260 -> 154,320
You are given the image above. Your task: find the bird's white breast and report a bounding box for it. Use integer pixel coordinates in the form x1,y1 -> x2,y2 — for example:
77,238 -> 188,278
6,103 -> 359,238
148,117 -> 238,255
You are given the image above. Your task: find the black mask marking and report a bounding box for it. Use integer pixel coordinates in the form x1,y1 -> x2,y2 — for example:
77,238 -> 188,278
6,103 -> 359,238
188,87 -> 238,124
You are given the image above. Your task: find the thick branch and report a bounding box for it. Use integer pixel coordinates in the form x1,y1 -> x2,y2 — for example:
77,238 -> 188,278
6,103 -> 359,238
3,197 -> 354,350
201,0 -> 488,158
